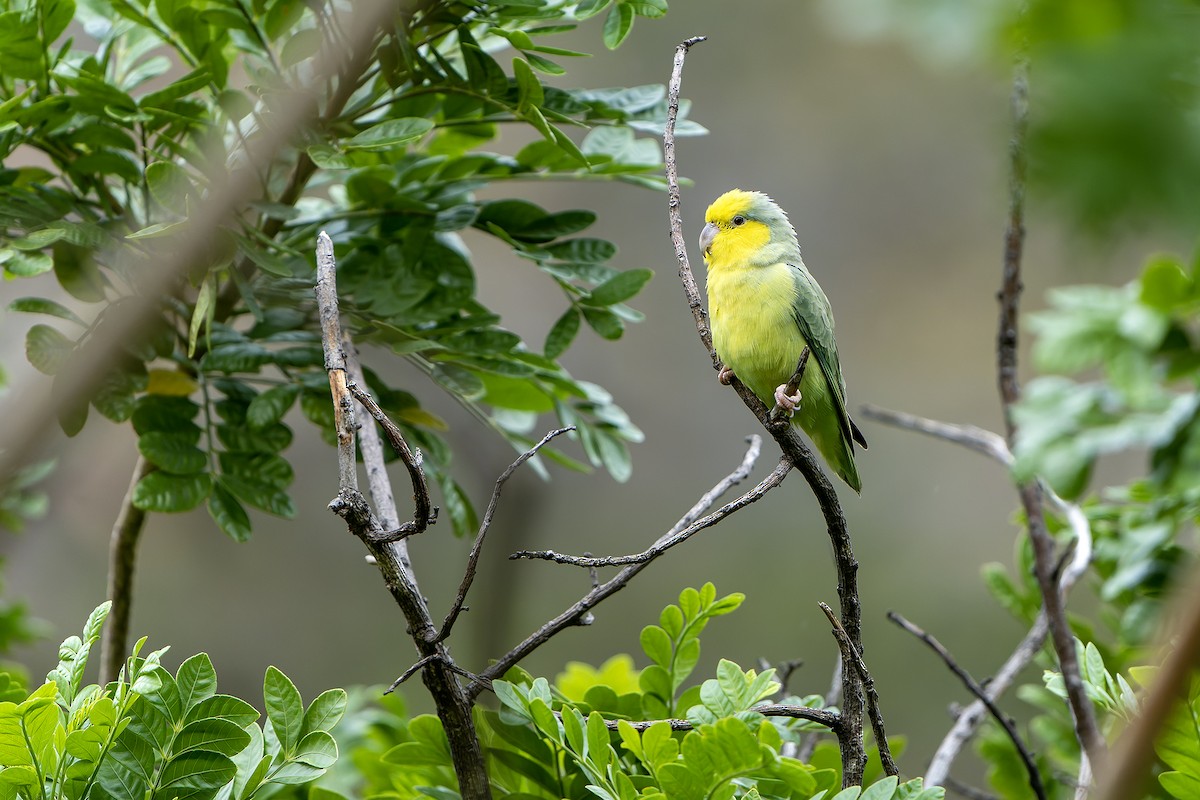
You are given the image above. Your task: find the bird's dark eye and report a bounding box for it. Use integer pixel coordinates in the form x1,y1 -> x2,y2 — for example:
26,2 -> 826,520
732,215 -> 746,226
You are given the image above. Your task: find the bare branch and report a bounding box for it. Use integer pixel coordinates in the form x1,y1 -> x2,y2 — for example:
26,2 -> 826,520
601,704 -> 842,734
470,440 -> 781,700
820,603 -> 898,778
945,777 -> 1000,800
100,455 -> 153,684
348,382 -> 436,538
769,348 -> 811,425
798,656 -> 842,762
670,434 -> 763,535
925,612 -> 1049,786
436,427 -> 574,642
512,457 -> 790,567
889,611 -> 1046,800
860,405 -> 1011,466
663,35 -> 867,786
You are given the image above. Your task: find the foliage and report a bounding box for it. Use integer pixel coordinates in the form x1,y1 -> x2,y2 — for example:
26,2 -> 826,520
820,0 -> 1200,231
0,602 -> 345,800
325,585 -> 939,800
1,0 -> 699,540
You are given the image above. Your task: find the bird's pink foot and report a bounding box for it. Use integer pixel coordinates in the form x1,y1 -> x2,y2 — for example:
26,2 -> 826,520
773,384 -> 802,415
718,366 -> 735,386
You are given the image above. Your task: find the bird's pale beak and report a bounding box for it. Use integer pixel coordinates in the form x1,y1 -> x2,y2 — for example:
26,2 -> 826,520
699,221 -> 717,258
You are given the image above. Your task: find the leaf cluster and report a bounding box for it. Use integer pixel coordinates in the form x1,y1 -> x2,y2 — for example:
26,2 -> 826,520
334,585 -> 938,800
0,602 -> 346,800
3,0 -> 701,540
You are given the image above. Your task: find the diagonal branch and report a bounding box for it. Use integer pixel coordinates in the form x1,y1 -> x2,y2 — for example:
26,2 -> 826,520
663,35 -> 867,787
820,602 -> 897,777
889,611 -> 1047,800
469,437 -> 781,700
511,455 -> 790,568
435,427 -> 574,642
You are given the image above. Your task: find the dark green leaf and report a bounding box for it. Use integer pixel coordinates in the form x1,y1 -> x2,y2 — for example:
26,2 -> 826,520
132,472 -> 213,513
602,3 -> 635,49
586,268 -> 653,306
265,666 -> 304,757
345,118 -> 434,150
9,297 -> 85,326
138,431 -> 208,475
545,307 -> 581,358
246,384 -> 301,429
582,307 -> 624,340
208,481 -> 252,542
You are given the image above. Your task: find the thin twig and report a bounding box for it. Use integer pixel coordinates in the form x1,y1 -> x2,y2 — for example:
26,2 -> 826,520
348,382 -> 435,538
470,443 -> 784,700
671,434 -> 763,534
944,777 -> 1000,800
769,348 -> 811,425
342,333 -> 415,572
820,603 -> 898,777
860,405 -> 1010,466
663,35 -> 867,786
993,54 -> 1105,766
798,656 -> 842,762
889,611 -> 1047,800
436,427 -> 574,642
511,458 -> 791,568
100,455 -> 153,685
599,703 -> 841,734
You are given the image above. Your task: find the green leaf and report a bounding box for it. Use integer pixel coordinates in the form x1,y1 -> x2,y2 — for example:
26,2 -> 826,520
582,307 -> 624,340
302,689 -> 347,736
188,273 -> 215,358
345,118 -> 434,150
513,57 -> 544,110
132,471 -> 212,513
264,666 -> 304,757
208,481 -> 252,542
176,654 -> 217,713
602,3 -> 635,49
138,431 -> 208,475
8,297 -> 85,326
586,269 -> 653,306
640,626 -> 672,668
246,384 -> 300,429
545,307 -> 581,358
155,751 -> 237,795
281,28 -> 321,67
25,324 -> 73,375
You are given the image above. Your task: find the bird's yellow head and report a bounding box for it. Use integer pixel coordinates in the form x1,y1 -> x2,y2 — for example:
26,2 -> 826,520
700,189 -> 800,269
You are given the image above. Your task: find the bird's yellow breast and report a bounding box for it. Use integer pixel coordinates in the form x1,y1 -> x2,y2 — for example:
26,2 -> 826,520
706,259 -> 807,402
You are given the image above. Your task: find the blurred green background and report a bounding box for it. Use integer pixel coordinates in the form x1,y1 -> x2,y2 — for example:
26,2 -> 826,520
2,0 -> 1188,781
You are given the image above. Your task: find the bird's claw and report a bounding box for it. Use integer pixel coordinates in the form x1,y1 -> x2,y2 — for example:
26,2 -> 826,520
773,384 -> 802,416
718,366 -> 736,386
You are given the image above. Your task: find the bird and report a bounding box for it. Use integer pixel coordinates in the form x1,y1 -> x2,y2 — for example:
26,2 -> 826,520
700,189 -> 867,492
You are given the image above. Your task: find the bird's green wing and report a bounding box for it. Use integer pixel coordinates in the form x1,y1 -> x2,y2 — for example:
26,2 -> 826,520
788,263 -> 866,449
